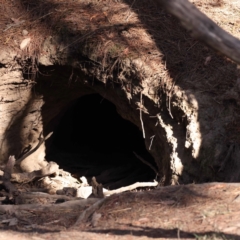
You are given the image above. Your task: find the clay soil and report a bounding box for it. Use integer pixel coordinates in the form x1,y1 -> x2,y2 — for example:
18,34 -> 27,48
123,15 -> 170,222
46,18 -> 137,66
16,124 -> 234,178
1,0 -> 240,239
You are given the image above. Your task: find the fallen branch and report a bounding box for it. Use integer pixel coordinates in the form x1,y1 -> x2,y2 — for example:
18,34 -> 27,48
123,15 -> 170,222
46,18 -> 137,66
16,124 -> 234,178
155,0 -> 240,64
0,198 -> 99,214
139,92 -> 145,139
73,197 -> 108,227
104,180 -> 158,196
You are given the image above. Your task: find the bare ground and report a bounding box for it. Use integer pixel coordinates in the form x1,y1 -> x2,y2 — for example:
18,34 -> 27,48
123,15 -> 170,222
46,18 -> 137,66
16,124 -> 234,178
1,182 -> 240,239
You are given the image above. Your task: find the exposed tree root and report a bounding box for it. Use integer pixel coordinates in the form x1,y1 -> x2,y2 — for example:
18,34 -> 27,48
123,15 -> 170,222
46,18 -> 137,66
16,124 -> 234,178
11,161 -> 59,183
73,198 -> 108,227
0,198 -> 99,214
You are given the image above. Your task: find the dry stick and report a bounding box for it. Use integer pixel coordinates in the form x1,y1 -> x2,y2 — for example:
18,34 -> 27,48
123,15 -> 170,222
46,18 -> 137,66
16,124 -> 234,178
149,135 -> 155,150
168,95 -> 173,119
73,197 -> 108,227
104,180 -> 158,196
125,0 -> 136,22
155,0 -> 240,64
15,131 -> 53,165
133,151 -> 158,176
140,92 -> 145,139
31,12 -> 54,24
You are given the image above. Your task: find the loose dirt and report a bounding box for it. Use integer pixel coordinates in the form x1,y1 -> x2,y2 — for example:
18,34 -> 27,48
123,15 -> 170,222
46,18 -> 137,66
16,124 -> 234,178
1,183 -> 240,239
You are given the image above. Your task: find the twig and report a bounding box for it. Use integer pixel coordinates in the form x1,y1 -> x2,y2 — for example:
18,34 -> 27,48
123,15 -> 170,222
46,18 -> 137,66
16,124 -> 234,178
133,151 -> 158,176
108,207 -> 132,214
15,131 -> 53,165
139,92 -> 145,139
168,95 -> 173,119
31,12 -> 54,24
149,135 -> 155,150
125,0 -> 136,22
104,180 -> 158,196
3,20 -> 25,32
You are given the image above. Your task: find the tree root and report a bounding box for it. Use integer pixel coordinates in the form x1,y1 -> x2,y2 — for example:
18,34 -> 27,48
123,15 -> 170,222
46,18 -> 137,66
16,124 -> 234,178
73,197 -> 108,227
11,161 -> 59,183
0,198 -> 99,214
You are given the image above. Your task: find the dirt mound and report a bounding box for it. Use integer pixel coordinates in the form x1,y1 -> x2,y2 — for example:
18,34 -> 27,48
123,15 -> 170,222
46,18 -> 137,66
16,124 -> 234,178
1,0 -> 240,238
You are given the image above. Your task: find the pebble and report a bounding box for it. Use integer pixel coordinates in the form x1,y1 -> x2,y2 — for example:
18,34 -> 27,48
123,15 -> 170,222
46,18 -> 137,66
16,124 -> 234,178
22,29 -> 29,36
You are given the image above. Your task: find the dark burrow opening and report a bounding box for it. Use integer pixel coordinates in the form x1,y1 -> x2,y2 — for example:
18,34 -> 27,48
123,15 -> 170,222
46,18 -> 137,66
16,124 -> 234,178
46,93 -> 156,190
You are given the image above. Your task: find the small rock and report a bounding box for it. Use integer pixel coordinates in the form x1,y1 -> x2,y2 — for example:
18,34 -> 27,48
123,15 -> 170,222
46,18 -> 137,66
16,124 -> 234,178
22,29 -> 28,36
138,217 -> 150,223
102,7 -> 109,11
20,37 -> 31,50
80,176 -> 89,186
91,212 -> 102,227
76,186 -> 92,199
9,218 -> 18,226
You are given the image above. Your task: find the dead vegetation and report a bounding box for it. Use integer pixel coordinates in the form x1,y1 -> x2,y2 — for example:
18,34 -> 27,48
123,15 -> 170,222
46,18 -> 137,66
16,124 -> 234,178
2,0 -> 240,146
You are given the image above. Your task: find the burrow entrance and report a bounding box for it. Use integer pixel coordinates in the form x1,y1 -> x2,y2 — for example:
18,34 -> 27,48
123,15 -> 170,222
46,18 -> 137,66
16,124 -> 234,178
46,93 -> 156,189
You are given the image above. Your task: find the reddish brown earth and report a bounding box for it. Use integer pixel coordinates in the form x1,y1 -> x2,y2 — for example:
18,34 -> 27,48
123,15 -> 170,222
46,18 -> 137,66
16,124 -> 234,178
1,0 -> 240,239
1,183 -> 240,239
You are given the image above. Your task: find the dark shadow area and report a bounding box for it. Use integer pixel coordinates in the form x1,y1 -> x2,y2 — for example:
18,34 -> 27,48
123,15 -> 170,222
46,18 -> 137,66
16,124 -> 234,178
46,94 -> 156,189
87,227 -> 239,239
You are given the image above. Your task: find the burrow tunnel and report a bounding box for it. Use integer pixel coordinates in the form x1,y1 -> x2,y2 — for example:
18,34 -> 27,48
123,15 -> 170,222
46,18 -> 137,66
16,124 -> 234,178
46,93 -> 157,190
